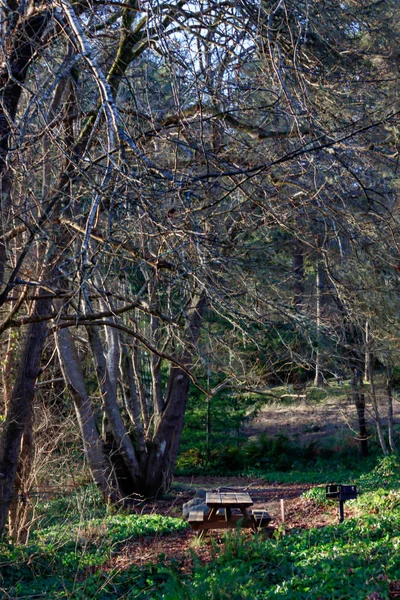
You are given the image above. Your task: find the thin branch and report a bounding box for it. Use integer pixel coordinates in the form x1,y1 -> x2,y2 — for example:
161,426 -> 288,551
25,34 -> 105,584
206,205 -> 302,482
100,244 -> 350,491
52,318 -> 208,394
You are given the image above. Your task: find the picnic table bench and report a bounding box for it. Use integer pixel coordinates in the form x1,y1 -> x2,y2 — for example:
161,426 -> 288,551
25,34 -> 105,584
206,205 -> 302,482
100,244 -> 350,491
188,492 -> 271,538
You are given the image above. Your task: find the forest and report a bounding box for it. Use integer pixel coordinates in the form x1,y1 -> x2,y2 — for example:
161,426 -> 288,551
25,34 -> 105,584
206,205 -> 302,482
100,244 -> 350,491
1,0 -> 400,597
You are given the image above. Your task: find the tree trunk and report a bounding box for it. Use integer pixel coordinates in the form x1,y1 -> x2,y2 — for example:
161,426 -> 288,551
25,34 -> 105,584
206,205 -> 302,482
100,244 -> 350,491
120,343 -> 147,462
86,325 -> 144,493
314,261 -> 324,386
145,292 -> 207,496
355,394 -> 369,458
132,338 -> 150,434
386,360 -> 396,453
0,10 -> 50,307
145,367 -> 191,497
0,295 -> 50,536
150,315 -> 164,427
351,370 -> 369,458
293,238 -> 304,306
364,320 -> 371,383
369,370 -> 388,455
55,327 -> 122,504
1,330 -> 14,413
8,416 -> 34,544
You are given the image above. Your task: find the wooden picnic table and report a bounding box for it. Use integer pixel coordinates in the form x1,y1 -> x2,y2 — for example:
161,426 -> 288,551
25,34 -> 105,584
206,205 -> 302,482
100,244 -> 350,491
188,491 -> 271,538
206,492 -> 253,521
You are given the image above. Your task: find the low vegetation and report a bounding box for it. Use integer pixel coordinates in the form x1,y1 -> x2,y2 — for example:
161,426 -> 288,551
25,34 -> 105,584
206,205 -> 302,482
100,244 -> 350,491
0,501 -> 187,598
1,455 -> 400,598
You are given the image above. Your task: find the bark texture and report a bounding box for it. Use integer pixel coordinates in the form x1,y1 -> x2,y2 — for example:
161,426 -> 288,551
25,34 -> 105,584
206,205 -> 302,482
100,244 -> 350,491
0,295 -> 50,535
351,371 -> 369,458
55,327 -> 122,504
145,292 -> 207,496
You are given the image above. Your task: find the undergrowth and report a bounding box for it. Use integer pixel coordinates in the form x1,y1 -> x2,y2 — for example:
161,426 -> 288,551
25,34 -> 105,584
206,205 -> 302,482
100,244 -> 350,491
2,456 -> 400,598
0,506 -> 187,599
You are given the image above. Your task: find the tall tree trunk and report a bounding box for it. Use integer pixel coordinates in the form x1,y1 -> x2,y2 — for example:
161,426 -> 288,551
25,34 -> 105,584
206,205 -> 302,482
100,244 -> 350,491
86,326 -> 144,493
0,174 -> 12,291
314,260 -> 324,386
293,238 -> 304,306
55,327 -> 122,504
150,315 -> 164,428
0,10 -> 50,307
120,343 -> 147,464
132,337 -> 150,435
364,320 -> 371,383
369,371 -> 388,455
0,294 -> 51,536
351,370 -> 369,458
386,360 -> 396,453
145,291 -> 207,497
1,330 -> 14,413
8,414 -> 34,544
145,367 -> 190,497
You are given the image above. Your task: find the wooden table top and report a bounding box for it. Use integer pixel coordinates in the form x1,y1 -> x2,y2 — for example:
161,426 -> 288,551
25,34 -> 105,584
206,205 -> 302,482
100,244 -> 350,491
206,492 -> 253,508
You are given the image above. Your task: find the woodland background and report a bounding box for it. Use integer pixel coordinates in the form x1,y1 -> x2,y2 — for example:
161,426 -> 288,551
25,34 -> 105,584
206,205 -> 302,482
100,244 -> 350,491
1,0 -> 400,558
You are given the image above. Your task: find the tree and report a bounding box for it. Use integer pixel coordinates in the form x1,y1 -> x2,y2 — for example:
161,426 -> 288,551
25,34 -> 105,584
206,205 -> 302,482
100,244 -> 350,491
1,0 -> 400,536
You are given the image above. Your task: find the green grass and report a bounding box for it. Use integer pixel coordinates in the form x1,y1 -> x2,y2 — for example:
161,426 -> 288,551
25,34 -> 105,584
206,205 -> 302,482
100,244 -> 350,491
171,515 -> 400,599
260,453 -> 381,485
0,507 -> 188,599
2,455 -> 400,598
3,512 -> 399,599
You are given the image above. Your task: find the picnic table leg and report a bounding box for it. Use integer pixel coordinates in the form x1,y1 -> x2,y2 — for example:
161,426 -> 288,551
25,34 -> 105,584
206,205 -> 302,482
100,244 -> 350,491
240,508 -> 257,532
196,507 -> 215,540
251,515 -> 259,533
241,508 -> 251,520
207,507 -> 217,521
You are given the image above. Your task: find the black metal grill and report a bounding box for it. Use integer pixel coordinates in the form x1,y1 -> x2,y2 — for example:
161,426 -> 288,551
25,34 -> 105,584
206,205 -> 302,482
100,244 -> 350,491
326,484 -> 357,522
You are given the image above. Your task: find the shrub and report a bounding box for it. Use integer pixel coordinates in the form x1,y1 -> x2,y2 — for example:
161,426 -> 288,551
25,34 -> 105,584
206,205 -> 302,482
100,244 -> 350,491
306,387 -> 328,402
358,454 -> 400,492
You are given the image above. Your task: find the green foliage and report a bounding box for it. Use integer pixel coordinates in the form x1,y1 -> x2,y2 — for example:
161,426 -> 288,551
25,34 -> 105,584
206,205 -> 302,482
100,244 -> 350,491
177,429 -> 365,477
6,456 -> 400,599
6,508 -> 399,599
356,488 -> 400,514
177,384 -> 258,475
261,460 -> 366,484
302,455 -> 400,509
358,454 -> 400,492
302,485 -> 328,505
155,512 -> 400,599
389,366 -> 400,390
245,434 -> 295,471
36,485 -> 105,528
35,513 -> 187,548
0,493 -> 187,599
305,387 -> 328,403
178,386 -> 255,471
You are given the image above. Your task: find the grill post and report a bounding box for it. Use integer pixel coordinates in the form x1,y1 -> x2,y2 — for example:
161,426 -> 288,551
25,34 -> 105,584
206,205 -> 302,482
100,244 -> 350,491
339,500 -> 344,523
325,484 -> 357,523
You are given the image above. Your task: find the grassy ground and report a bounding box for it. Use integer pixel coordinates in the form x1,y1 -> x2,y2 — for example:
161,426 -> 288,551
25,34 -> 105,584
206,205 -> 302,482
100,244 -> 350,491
178,378 -> 400,477
1,454 -> 400,599
247,381 -> 400,456
2,380 -> 399,598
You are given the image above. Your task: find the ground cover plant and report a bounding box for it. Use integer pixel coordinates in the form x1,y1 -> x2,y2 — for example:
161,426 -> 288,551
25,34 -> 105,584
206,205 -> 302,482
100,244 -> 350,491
0,500 -> 188,598
1,455 -> 400,598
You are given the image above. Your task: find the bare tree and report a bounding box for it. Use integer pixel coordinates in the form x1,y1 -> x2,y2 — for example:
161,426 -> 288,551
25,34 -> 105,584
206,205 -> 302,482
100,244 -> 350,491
1,0 -> 400,535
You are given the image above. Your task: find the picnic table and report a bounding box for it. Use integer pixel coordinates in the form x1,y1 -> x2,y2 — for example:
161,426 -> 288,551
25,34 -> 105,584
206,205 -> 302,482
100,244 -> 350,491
188,491 -> 271,538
